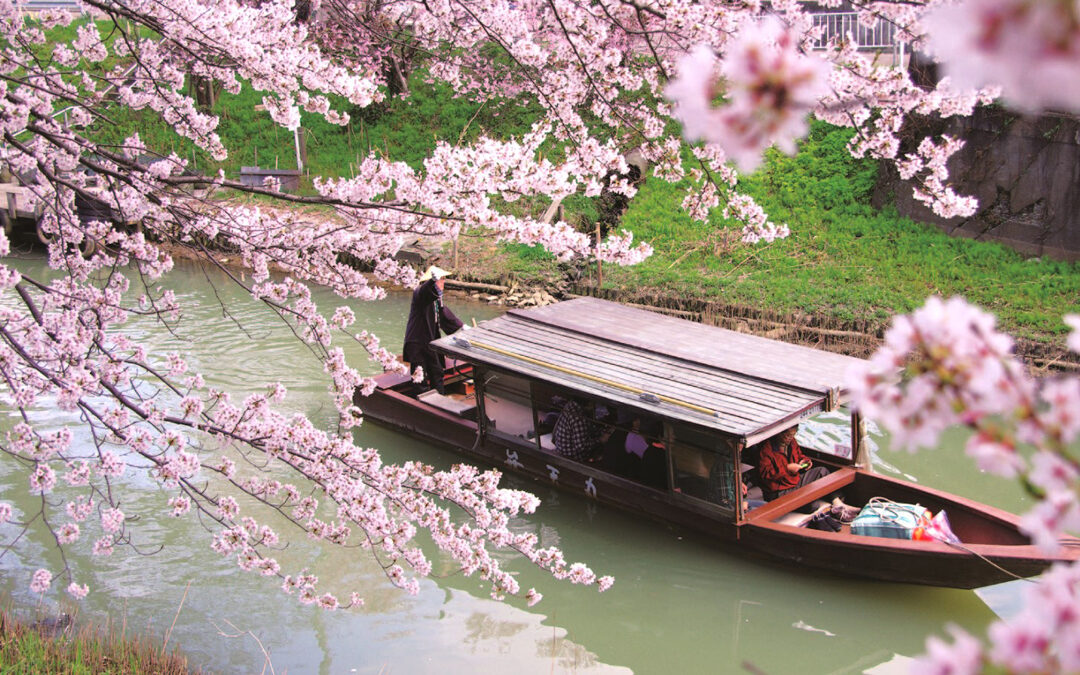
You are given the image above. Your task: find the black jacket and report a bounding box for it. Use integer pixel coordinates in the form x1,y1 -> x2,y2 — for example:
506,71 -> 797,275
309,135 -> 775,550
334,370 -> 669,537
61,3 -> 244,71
403,279 -> 463,349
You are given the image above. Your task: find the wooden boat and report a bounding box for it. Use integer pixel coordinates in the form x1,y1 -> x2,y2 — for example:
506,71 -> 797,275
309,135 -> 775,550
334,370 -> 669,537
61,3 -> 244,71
360,297 -> 1080,588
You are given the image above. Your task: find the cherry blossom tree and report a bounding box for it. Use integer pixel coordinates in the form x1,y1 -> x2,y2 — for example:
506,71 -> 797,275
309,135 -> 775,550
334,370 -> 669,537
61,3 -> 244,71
847,300 -> 1080,674
0,0 -> 1078,660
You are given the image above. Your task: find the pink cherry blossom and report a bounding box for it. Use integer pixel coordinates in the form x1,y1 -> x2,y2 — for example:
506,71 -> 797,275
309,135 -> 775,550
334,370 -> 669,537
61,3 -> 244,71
1066,315 -> 1080,353
666,18 -> 832,172
525,588 -> 543,606
914,624 -> 983,675
58,523 -> 80,544
926,0 -> 1080,112
101,508 -> 125,534
851,297 -> 1080,672
30,569 -> 52,595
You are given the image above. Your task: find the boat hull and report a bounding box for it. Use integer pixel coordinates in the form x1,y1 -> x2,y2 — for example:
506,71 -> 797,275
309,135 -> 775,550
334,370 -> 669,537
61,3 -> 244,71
359,372 -> 1080,588
741,469 -> 1073,588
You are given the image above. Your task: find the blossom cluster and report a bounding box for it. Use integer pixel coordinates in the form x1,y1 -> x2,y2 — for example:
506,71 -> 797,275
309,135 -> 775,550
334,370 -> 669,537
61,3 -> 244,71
666,18 -> 831,173
848,299 -> 1080,673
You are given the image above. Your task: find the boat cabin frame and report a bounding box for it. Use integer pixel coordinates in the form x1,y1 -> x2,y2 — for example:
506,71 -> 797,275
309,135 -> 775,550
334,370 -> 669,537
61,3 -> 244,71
430,297 -> 869,522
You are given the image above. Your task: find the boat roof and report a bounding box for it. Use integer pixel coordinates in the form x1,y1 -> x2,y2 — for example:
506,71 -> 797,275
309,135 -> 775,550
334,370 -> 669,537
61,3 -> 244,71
433,297 -> 867,445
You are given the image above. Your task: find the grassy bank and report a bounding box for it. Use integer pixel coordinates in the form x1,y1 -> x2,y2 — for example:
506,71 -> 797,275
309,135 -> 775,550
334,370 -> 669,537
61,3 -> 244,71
0,610 -> 197,674
607,123 -> 1080,344
450,122 -> 1079,354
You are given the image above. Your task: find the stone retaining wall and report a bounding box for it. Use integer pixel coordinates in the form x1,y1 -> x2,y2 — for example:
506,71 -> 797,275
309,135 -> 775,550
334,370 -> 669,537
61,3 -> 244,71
879,107 -> 1080,261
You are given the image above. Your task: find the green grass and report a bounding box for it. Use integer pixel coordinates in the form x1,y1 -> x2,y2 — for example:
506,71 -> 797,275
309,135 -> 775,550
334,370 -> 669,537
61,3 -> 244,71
606,122 -> 1080,343
89,69 -> 541,182
0,609 -> 198,674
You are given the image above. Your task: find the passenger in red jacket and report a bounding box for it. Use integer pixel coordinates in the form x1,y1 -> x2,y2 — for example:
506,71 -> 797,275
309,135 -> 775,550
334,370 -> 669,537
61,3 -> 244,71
757,426 -> 830,500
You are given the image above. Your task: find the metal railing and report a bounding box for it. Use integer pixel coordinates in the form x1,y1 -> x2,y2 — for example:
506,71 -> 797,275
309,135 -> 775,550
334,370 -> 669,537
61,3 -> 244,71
811,12 -> 897,50
22,0 -> 82,11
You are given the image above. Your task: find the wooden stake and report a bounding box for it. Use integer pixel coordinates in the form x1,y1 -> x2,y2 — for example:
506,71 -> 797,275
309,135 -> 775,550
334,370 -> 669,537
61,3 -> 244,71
595,222 -> 603,288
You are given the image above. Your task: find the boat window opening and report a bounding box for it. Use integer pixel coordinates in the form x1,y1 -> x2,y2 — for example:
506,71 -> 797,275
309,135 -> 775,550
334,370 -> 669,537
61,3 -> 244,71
795,409 -> 858,462
529,382 -> 569,452
669,423 -> 741,516
480,372 -> 535,439
529,384 -> 624,462
529,385 -> 673,488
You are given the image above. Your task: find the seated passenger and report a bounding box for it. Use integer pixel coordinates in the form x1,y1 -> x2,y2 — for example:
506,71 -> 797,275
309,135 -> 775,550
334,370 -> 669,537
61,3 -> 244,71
707,454 -> 765,511
603,415 -> 646,475
639,434 -> 668,490
552,399 -> 611,462
623,418 -> 650,459
757,426 -> 830,501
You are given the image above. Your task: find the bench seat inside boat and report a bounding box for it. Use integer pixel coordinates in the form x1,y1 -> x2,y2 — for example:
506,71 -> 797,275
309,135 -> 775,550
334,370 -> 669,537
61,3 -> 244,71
417,389 -> 477,416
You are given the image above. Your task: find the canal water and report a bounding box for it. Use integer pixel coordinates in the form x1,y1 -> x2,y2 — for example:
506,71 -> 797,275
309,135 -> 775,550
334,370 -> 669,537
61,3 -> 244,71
0,255 -> 1034,674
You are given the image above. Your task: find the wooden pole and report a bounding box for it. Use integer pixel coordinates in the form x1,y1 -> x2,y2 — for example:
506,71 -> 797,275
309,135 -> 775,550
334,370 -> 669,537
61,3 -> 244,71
444,279 -> 508,293
293,127 -> 303,172
595,221 -> 603,288
852,411 -> 870,471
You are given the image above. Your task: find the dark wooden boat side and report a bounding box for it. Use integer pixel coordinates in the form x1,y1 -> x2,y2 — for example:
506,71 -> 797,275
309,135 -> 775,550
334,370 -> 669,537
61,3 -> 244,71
741,468 -> 1079,588
362,372 -> 741,542
361,371 -> 1080,588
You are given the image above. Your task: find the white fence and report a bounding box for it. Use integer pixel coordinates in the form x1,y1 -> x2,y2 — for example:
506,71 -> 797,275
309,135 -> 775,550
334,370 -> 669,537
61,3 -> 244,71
811,12 -> 898,50
23,0 -> 82,10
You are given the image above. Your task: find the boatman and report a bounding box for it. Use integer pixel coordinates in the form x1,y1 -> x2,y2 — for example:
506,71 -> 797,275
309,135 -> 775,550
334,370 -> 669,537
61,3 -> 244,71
403,265 -> 463,394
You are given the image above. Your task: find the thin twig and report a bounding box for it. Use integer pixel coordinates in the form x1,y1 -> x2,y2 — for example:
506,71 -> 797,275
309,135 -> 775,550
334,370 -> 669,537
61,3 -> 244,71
161,580 -> 191,655
213,618 -> 277,675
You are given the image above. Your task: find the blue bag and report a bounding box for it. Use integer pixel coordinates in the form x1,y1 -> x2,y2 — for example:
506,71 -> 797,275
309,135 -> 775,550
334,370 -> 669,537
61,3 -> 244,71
850,498 -> 930,540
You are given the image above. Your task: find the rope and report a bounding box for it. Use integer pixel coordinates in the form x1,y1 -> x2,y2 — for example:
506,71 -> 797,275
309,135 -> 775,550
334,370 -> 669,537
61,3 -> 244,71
459,337 -> 719,417
943,539 -> 1034,583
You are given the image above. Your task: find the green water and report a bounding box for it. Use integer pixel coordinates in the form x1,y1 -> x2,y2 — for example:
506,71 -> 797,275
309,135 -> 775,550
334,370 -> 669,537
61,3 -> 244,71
0,255 -> 1031,674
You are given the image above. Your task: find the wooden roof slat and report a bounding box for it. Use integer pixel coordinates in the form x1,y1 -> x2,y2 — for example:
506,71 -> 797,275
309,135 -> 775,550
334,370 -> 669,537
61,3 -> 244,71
476,336 -> 779,429
482,318 -> 811,411
475,324 -> 811,425
434,298 -> 862,439
487,313 -> 802,398
455,345 -> 764,435
509,298 -> 864,396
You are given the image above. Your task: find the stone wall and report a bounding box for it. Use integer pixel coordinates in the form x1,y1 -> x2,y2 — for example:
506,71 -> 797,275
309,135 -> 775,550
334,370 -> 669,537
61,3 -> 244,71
878,108 -> 1080,261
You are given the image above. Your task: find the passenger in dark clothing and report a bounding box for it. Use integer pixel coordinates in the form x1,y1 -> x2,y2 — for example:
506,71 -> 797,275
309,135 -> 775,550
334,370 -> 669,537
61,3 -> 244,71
603,416 -> 649,478
403,266 -> 463,394
640,440 -> 669,490
553,400 -> 612,462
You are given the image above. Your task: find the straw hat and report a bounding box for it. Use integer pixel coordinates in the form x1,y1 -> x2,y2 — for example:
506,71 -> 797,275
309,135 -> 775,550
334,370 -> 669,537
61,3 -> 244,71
419,265 -> 452,282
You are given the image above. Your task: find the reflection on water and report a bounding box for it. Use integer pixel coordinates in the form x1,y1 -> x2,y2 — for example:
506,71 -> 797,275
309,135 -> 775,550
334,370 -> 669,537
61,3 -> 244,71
0,255 -> 1018,673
